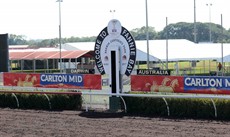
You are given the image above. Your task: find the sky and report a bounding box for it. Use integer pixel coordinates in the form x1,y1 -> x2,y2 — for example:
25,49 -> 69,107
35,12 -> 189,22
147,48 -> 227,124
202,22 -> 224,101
0,0 -> 229,40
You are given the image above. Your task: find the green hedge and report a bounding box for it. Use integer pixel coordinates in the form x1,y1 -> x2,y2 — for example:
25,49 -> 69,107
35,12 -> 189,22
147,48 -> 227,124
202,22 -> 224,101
123,97 -> 230,120
3,93 -> 230,120
0,93 -> 82,110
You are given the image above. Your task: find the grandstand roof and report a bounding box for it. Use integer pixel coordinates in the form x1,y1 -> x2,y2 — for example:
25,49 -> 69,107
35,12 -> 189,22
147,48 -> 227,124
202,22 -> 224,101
9,50 -> 93,60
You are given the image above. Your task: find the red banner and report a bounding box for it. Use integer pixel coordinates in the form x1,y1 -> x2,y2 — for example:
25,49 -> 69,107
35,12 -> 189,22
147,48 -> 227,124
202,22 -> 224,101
3,73 -> 101,90
131,75 -> 230,94
82,74 -> 102,90
131,75 -> 184,93
4,73 -> 41,87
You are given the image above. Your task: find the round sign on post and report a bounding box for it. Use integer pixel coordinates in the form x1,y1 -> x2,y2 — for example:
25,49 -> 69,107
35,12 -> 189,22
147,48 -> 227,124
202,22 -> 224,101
94,19 -> 136,76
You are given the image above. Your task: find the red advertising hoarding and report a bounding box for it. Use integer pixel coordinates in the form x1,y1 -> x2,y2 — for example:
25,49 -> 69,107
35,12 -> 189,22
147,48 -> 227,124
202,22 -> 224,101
3,73 -> 41,87
131,75 -> 184,93
131,75 -> 230,95
3,73 -> 101,90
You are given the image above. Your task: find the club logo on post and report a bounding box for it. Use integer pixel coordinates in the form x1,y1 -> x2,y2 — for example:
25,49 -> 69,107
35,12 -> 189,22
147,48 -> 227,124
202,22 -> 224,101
94,19 -> 136,76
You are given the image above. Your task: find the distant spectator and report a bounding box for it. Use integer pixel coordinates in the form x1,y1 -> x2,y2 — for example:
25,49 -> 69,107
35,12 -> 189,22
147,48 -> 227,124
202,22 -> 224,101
218,62 -> 222,71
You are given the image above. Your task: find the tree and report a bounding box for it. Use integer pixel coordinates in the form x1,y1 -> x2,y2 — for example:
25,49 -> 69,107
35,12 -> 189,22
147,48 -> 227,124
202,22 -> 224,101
159,22 -> 230,43
8,34 -> 28,45
8,22 -> 230,47
130,26 -> 157,40
159,22 -> 197,41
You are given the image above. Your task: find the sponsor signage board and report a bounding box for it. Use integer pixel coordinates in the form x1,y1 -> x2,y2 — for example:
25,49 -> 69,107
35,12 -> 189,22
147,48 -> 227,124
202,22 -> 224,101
40,74 -> 84,87
137,69 -> 171,75
3,72 -> 101,90
184,76 -> 230,91
66,69 -> 95,74
131,75 -> 230,95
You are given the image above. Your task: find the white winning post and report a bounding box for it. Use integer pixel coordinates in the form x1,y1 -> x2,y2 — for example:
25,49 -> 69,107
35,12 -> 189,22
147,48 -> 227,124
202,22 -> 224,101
109,46 -> 122,96
94,19 -> 136,111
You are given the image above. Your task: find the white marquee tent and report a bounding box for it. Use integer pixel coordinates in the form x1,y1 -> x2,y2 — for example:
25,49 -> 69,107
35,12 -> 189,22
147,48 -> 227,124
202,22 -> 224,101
135,39 -> 230,62
63,39 -> 230,62
63,42 -> 159,62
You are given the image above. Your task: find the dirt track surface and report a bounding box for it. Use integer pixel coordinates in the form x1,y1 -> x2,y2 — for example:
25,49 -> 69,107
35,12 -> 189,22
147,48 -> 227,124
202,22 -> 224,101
0,108 -> 230,137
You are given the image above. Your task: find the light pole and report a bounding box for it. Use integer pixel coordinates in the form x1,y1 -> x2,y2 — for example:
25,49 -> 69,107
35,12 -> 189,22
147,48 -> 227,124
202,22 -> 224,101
221,14 -> 224,76
194,0 -> 197,43
145,0 -> 150,69
166,17 -> 168,70
206,3 -> 212,42
57,0 -> 62,73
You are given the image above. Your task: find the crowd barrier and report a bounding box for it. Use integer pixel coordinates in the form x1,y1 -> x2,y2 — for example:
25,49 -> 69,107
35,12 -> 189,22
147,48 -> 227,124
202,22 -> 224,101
1,72 -> 230,117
